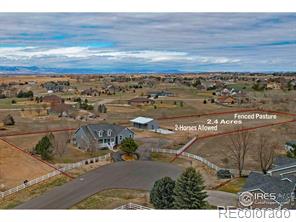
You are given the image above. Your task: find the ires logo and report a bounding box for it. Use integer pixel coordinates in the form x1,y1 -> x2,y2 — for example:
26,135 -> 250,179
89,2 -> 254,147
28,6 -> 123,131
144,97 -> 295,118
239,191 -> 277,207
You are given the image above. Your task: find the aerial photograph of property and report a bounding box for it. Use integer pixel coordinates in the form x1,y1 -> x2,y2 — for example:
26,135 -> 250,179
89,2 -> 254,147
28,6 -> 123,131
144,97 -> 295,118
0,13 -> 296,211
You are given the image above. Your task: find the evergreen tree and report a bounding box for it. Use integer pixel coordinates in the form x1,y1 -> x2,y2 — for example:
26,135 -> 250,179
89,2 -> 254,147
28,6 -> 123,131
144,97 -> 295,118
150,177 -> 175,209
287,144 -> 296,158
34,135 -> 53,160
173,167 -> 208,209
120,138 -> 138,155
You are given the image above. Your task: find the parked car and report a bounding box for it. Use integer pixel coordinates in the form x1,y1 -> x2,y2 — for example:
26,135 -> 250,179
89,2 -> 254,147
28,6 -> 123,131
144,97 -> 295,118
217,169 -> 233,179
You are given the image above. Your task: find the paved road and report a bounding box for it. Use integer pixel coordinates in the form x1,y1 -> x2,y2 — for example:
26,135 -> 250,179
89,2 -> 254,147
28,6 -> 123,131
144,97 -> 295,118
206,190 -> 237,207
16,161 -> 236,209
16,161 -> 182,209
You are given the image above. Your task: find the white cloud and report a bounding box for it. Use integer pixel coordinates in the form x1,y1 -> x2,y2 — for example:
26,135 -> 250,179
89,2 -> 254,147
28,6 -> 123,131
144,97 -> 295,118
0,46 -> 240,64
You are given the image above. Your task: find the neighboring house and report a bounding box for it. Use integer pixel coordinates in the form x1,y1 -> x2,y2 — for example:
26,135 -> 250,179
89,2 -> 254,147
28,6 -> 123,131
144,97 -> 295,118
43,95 -> 63,105
147,91 -> 174,98
42,81 -> 68,92
216,96 -> 235,104
128,97 -> 155,106
130,117 -> 159,130
240,172 -> 296,209
285,141 -> 296,152
267,156 -> 296,177
81,88 -> 100,96
73,123 -> 134,150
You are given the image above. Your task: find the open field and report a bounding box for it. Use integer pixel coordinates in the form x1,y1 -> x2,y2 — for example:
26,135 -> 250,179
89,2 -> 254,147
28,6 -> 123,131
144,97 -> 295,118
0,140 -> 52,190
0,76 -> 71,84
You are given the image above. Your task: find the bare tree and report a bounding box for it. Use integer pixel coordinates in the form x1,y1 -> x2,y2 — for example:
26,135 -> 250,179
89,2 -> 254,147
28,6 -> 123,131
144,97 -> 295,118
257,134 -> 276,174
227,129 -> 251,177
50,132 -> 70,158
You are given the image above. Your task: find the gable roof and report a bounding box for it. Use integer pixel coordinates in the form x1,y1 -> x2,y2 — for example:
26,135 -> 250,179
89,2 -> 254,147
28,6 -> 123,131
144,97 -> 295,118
77,123 -> 133,140
273,156 -> 296,168
130,117 -> 154,124
242,172 -> 296,204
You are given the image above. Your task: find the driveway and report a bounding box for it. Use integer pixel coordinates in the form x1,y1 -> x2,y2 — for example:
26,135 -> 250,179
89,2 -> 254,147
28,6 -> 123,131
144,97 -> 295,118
16,161 -> 182,209
206,190 -> 237,207
16,160 -> 236,209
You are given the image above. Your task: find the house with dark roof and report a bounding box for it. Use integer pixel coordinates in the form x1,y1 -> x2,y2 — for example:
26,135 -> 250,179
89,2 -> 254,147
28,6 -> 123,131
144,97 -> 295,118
240,157 -> 296,209
268,156 -> 296,177
240,172 -> 296,208
147,91 -> 174,98
73,123 -> 134,151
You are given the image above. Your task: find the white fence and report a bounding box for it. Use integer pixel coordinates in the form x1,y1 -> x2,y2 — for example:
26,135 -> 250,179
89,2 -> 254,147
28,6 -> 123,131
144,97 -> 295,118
151,148 -> 221,171
115,203 -> 152,210
151,148 -> 253,176
0,153 -> 111,199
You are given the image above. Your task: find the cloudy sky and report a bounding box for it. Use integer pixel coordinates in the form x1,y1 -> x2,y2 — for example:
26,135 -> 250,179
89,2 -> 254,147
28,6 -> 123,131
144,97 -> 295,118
0,13 -> 295,73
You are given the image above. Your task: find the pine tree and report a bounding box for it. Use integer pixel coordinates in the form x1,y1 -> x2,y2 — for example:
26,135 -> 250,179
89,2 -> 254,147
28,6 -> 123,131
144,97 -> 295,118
150,177 -> 175,209
173,167 -> 208,209
34,135 -> 53,160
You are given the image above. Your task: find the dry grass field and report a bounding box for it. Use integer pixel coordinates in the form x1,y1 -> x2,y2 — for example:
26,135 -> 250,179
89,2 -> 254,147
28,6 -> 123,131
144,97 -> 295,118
0,140 -> 52,190
0,75 -> 71,84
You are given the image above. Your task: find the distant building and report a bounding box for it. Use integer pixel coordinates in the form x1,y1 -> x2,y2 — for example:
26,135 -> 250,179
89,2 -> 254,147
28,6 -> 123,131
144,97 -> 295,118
81,88 -> 100,96
147,91 -> 174,98
43,95 -> 63,105
130,117 -> 159,130
216,96 -> 235,104
128,97 -> 155,106
73,123 -> 134,150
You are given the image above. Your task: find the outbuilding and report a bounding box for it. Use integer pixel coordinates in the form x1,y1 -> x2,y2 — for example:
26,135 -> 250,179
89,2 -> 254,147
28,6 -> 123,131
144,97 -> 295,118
130,117 -> 159,130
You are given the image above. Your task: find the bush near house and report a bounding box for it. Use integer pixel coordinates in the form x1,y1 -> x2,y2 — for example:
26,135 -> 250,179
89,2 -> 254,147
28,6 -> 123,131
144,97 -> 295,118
120,138 -> 138,156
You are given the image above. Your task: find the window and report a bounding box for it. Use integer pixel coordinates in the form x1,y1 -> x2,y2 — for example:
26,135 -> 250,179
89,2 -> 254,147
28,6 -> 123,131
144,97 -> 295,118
107,129 -> 112,136
119,136 -> 123,140
98,130 -> 103,137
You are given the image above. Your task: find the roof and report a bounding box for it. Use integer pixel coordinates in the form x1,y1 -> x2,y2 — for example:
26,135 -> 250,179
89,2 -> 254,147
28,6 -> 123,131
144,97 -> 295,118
130,117 -> 154,124
77,123 -> 133,140
273,156 -> 296,167
242,172 -> 296,204
43,95 -> 63,103
270,156 -> 296,172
